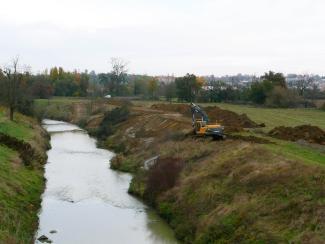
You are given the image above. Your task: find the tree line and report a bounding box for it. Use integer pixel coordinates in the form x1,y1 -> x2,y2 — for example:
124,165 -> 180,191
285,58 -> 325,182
1,57 -> 324,120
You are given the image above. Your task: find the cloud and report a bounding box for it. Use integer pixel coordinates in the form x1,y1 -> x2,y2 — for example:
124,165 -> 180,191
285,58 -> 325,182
1,0 -> 325,75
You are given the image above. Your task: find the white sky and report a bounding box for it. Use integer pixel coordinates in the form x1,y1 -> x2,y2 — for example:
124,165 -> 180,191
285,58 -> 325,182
1,0 -> 325,76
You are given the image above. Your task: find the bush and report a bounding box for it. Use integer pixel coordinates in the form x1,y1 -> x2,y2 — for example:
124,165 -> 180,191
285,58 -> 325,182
96,105 -> 129,140
321,102 -> 325,111
144,157 -> 185,205
16,96 -> 34,116
265,87 -> 303,108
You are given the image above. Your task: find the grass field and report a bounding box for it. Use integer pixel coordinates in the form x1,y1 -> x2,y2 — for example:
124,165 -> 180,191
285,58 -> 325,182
211,103 -> 325,131
0,107 -> 47,243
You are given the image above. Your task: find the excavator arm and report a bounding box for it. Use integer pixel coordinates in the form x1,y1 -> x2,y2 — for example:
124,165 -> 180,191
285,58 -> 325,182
190,103 -> 209,126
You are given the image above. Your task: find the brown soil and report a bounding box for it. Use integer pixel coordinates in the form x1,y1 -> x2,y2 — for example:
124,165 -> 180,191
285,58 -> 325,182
269,125 -> 325,145
151,104 -> 261,132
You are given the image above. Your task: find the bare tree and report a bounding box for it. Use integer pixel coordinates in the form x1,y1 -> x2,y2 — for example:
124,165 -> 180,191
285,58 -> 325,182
1,57 -> 22,121
295,75 -> 314,97
110,57 -> 128,95
110,57 -> 128,78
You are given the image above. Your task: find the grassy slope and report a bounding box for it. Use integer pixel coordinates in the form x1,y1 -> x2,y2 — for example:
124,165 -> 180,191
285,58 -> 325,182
155,141 -> 325,243
103,103 -> 325,243
0,107 -> 47,244
108,117 -> 325,243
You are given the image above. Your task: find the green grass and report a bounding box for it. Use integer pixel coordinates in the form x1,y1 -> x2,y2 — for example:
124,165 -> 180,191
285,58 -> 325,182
204,103 -> 325,131
0,107 -> 47,243
34,96 -> 89,105
0,108 -> 32,141
0,145 -> 44,243
265,140 -> 325,166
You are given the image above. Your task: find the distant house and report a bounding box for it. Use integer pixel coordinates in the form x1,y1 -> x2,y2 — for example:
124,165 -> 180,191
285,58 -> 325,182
202,85 -> 214,91
104,94 -> 111,99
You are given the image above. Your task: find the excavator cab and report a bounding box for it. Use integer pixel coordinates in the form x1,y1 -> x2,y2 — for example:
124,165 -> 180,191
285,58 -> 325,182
191,103 -> 225,139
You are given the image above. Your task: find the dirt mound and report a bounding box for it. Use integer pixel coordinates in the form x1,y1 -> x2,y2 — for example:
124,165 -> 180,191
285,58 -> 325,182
151,104 -> 261,132
204,106 -> 261,132
269,125 -> 325,144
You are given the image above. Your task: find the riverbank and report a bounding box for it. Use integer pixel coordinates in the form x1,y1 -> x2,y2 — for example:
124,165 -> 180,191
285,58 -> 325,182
34,98 -> 325,243
101,105 -> 325,243
0,107 -> 49,243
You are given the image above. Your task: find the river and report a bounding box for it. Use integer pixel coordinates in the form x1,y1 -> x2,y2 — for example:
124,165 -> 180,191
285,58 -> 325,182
35,119 -> 177,244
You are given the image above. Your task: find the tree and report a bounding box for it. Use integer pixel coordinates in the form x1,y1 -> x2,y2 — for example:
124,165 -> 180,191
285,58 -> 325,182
31,79 -> 54,99
165,82 -> 176,102
147,78 -> 158,99
0,57 -> 22,120
250,80 -> 273,104
265,86 -> 302,108
295,76 -> 314,97
50,67 -> 59,81
261,71 -> 287,88
175,74 -> 201,102
110,57 -> 128,95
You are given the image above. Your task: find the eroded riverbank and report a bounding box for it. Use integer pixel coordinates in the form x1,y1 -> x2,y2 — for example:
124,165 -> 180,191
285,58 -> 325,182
35,119 -> 177,244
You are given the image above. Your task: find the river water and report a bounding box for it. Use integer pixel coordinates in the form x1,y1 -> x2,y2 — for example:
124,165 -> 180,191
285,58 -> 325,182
35,120 -> 177,244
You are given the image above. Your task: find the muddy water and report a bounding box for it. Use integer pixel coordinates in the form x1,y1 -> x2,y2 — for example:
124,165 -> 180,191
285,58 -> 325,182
35,120 -> 177,244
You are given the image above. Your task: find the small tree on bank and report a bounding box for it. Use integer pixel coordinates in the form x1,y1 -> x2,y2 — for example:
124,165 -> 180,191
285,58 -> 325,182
0,57 -> 22,121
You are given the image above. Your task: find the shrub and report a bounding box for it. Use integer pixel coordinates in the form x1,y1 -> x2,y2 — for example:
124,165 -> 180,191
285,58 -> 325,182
144,157 -> 185,205
321,102 -> 325,111
96,105 -> 129,140
265,87 -> 303,108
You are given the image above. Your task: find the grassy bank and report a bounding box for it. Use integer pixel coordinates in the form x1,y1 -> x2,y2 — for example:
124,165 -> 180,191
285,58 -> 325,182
102,103 -> 325,243
0,107 -> 49,243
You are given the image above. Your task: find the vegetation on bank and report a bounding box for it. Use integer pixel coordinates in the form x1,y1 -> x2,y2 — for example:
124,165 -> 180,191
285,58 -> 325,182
32,97 -> 325,243
0,107 -> 48,243
94,101 -> 325,243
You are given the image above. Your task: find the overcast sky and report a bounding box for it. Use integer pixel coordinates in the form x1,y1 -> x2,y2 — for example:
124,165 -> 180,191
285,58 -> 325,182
1,0 -> 325,76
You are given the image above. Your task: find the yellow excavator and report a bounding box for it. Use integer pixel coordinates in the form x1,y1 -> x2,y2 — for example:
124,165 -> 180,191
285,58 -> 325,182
190,103 -> 225,139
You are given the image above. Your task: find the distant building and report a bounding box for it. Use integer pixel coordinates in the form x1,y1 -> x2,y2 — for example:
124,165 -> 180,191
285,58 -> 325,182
202,85 -> 214,91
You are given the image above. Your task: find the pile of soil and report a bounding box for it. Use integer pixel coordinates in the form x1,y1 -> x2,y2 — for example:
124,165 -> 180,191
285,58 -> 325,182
269,125 -> 325,145
204,106 -> 262,132
151,104 -> 261,132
